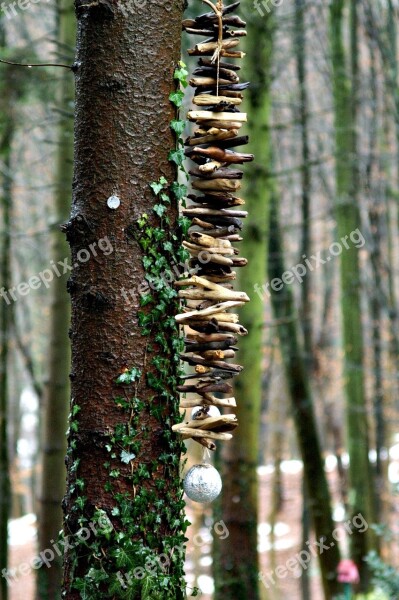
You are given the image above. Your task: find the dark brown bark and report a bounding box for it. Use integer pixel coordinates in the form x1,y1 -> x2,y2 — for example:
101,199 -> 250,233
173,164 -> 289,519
62,1 -> 185,598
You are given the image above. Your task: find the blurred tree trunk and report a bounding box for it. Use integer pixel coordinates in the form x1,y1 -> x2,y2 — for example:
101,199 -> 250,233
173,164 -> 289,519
294,3 -> 312,597
0,91 -> 13,600
364,27 -> 386,527
0,24 -> 14,600
295,0 -> 312,364
62,1 -> 186,598
329,0 -> 376,587
268,191 -> 341,599
213,5 -> 274,600
37,1 -> 75,598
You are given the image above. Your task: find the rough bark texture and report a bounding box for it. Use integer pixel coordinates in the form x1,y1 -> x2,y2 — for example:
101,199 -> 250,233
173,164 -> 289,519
330,0 -> 376,587
37,2 -> 75,598
62,1 -> 186,598
268,192 -> 341,599
213,5 -> 273,599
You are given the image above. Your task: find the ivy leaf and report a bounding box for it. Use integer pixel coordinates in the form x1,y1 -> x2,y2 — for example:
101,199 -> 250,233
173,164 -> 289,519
169,90 -> 184,108
168,148 -> 185,167
174,65 -> 189,88
73,578 -> 94,599
170,182 -> 187,201
137,213 -> 148,228
116,367 -> 142,384
139,293 -> 153,307
154,203 -> 167,218
170,119 -> 186,136
120,450 -> 136,464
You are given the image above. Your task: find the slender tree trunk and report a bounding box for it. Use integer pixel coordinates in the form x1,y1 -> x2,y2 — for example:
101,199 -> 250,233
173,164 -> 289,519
329,0 -> 376,587
37,2 -> 75,598
0,37 -> 14,599
364,30 -> 386,528
62,2 -> 187,599
268,191 -> 341,599
294,5 -> 313,597
295,0 -> 312,364
214,5 -> 274,599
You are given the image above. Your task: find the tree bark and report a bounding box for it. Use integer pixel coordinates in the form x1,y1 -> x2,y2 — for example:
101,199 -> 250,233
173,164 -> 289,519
213,4 -> 274,599
62,2 -> 187,598
37,2 -> 75,598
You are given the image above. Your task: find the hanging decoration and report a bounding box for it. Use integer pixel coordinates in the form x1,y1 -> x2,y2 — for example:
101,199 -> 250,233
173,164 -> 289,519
172,0 -> 252,503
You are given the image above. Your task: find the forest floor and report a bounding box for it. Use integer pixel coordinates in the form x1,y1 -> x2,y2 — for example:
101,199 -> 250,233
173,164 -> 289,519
7,461 -> 398,599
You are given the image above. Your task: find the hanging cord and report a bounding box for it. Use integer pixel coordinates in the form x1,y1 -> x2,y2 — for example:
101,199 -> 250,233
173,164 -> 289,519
201,0 -> 223,96
202,447 -> 211,463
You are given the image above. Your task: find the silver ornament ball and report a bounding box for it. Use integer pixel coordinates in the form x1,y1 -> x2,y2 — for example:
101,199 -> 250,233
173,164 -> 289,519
183,464 -> 222,503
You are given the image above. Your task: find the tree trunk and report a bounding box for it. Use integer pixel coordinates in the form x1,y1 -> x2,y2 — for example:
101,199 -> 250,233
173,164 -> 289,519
294,5 -> 313,596
329,0 -> 376,587
0,31 -> 14,600
213,5 -> 274,599
37,2 -> 75,598
62,2 -> 187,599
268,191 -> 341,599
295,0 -> 312,365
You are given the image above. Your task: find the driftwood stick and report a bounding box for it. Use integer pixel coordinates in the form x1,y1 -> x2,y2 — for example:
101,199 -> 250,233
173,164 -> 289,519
180,353 -> 243,373
177,381 -> 233,394
186,333 -> 238,343
174,427 -> 233,441
189,166 -> 243,179
189,196 -> 245,207
197,120 -> 243,129
188,146 -> 254,163
199,57 -> 241,70
175,300 -> 243,322
189,232 -> 232,248
198,161 -> 223,173
184,207 -> 248,218
190,217 -> 215,230
192,437 -> 217,451
173,414 -> 238,432
178,288 -> 249,302
192,94 -> 242,106
193,66 -> 240,82
188,110 -> 247,122
220,50 -> 245,59
192,178 -> 241,192
188,38 -> 240,55
183,240 -> 234,255
189,76 -> 233,87
180,396 -> 237,409
186,130 -> 239,145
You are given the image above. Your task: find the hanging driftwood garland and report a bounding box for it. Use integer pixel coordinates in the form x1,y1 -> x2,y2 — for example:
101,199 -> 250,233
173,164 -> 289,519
173,0 -> 252,502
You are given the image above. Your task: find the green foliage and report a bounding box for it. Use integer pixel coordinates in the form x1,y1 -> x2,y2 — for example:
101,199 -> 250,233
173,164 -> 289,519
365,552 -> 399,599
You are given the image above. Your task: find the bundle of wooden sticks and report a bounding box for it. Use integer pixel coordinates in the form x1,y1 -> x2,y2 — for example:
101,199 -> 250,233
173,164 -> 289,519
172,0 -> 252,451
